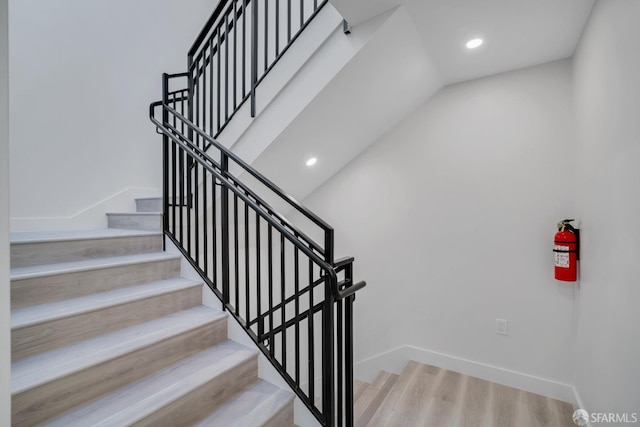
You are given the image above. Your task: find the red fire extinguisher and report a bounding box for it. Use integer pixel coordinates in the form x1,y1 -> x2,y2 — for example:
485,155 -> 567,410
554,219 -> 579,282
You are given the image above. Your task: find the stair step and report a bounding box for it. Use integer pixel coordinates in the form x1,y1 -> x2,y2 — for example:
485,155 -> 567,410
11,306 -> 227,426
367,360 -> 444,426
107,212 -> 163,232
193,380 -> 294,427
10,252 -> 181,308
354,371 -> 399,427
136,197 -> 163,213
10,228 -> 163,268
11,277 -> 203,361
353,378 -> 369,402
43,341 -> 258,427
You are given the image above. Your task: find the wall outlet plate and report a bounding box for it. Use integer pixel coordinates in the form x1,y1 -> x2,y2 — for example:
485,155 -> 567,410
496,318 -> 508,336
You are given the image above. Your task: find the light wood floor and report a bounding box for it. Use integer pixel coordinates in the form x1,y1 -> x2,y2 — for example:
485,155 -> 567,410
354,361 -> 575,427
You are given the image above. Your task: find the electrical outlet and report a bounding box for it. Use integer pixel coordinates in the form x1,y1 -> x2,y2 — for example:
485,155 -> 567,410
496,318 -> 508,336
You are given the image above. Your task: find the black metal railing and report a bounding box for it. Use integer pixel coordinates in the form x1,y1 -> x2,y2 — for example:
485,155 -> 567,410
188,0 -> 329,144
150,1 -> 363,425
151,76 -> 364,426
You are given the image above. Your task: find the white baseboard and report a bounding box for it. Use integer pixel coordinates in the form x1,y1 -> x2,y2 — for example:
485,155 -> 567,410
571,385 -> 593,427
10,187 -> 160,231
354,344 -> 579,405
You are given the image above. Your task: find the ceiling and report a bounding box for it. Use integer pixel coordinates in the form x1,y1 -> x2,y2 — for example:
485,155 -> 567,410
244,0 -> 597,216
330,0 -> 595,84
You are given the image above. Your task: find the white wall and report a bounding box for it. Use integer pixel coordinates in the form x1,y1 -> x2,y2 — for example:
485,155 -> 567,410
301,60 -> 577,395
9,0 -> 216,230
1,0 -> 11,422
572,0 -> 640,418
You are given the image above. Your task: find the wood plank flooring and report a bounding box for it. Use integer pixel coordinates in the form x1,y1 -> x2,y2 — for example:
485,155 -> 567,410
356,361 -> 575,427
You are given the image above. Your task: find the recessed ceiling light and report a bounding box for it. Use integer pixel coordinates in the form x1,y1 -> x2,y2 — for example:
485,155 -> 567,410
306,157 -> 317,167
466,38 -> 483,49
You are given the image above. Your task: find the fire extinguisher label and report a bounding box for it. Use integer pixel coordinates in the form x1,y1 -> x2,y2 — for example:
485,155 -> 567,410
554,245 -> 570,268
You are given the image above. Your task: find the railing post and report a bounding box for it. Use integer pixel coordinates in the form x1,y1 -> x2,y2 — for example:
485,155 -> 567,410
161,74 -> 170,244
221,153 -> 230,310
323,228 -> 336,425
187,55 -> 195,210
345,263 -> 354,427
250,0 -> 258,117
323,282 -> 335,426
187,55 -> 194,137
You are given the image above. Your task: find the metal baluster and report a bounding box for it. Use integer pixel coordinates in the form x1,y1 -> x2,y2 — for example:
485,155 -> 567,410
256,216 -> 261,331
300,0 -> 304,28
202,43 -> 208,140
264,0 -> 268,72
209,40 -> 214,141
233,0 -> 238,110
225,13 -> 230,122
171,92 -> 178,236
212,170 -> 218,290
221,153 -> 230,310
242,0 -> 247,98
287,0 -> 292,43
203,161 -> 208,278
194,145 -> 199,267
308,259 -> 314,405
234,194 -> 239,315
268,224 -> 274,357
280,232 -> 286,371
275,0 -> 280,57
337,297 -> 343,427
162,75 -> 169,244
245,202 -> 250,324
250,0 -> 257,117
217,27 -> 222,131
294,246 -> 300,386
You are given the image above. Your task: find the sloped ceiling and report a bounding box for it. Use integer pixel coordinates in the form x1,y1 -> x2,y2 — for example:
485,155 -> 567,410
330,0 -> 595,84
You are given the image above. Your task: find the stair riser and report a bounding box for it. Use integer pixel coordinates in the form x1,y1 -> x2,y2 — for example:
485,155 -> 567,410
133,357 -> 259,427
263,404 -> 295,427
11,235 -> 163,268
136,198 -> 163,213
12,318 -> 227,427
107,214 -> 163,232
12,286 -> 202,361
11,258 -> 181,309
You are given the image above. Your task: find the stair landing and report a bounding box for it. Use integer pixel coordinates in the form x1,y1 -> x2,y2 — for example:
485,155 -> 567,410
355,360 -> 575,427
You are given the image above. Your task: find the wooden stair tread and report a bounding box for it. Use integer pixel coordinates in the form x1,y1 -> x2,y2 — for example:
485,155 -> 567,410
11,277 -> 201,329
43,341 -> 258,427
11,306 -> 225,394
354,371 -> 398,427
10,227 -> 161,244
367,360 -> 445,426
354,378 -> 369,402
193,379 -> 294,427
10,252 -> 180,281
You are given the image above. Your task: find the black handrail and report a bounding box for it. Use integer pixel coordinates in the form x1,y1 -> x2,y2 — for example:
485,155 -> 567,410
151,95 -> 365,425
152,98 -> 328,258
152,103 -> 334,277
152,101 -> 364,301
151,1 -> 364,425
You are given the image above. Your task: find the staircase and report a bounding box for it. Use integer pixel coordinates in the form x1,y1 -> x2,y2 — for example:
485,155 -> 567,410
353,360 -> 576,427
10,197 -> 294,426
